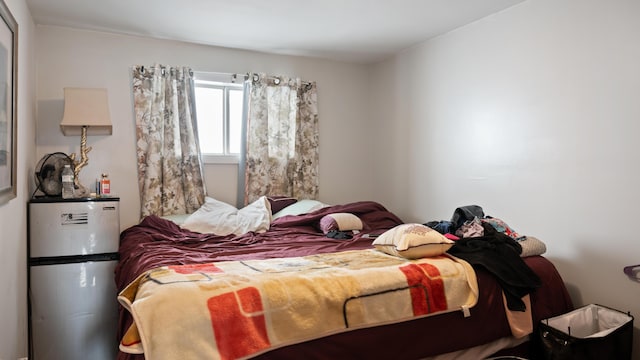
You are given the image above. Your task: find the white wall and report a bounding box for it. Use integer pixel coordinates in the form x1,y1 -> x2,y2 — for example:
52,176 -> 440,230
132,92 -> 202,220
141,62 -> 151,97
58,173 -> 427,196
35,26 -> 376,230
371,0 -> 640,357
0,0 -> 36,358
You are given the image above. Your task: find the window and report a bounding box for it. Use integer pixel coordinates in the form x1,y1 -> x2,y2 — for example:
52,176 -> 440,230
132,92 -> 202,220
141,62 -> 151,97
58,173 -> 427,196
193,72 -> 244,164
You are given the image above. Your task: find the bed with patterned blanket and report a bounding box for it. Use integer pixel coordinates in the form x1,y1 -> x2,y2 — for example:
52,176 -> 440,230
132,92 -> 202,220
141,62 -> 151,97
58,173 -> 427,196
115,200 -> 573,360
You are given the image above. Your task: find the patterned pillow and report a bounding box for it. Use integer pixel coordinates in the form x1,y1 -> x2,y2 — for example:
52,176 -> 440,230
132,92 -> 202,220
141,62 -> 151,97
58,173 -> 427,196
319,213 -> 363,234
373,223 -> 454,259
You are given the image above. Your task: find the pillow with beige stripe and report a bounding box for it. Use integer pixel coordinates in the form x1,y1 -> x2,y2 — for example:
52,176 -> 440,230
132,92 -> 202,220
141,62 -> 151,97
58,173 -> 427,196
373,223 -> 454,259
319,213 -> 363,233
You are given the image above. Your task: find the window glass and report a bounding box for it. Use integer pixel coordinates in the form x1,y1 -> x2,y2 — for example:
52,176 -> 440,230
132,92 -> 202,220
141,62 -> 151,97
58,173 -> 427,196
194,86 -> 223,154
193,76 -> 244,161
228,89 -> 243,154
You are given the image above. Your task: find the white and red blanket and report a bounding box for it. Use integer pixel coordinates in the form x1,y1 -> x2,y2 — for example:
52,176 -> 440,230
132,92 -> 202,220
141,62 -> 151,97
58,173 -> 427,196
118,249 -> 478,360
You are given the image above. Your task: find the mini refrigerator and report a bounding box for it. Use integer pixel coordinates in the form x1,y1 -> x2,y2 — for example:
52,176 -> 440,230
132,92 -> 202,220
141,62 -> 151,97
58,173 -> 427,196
28,197 -> 120,360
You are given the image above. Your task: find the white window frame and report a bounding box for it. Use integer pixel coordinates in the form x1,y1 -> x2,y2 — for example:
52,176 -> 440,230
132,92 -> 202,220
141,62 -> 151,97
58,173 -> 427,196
193,72 -> 244,165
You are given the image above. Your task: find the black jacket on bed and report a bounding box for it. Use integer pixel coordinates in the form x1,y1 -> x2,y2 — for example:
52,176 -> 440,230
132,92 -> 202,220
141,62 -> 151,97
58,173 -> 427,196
447,223 -> 542,311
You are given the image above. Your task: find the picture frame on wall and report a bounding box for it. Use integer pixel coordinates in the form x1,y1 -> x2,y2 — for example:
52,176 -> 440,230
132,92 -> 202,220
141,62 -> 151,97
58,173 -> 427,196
0,0 -> 17,205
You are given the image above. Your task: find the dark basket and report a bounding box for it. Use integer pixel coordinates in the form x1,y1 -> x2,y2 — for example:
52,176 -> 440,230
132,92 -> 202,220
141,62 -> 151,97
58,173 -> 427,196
537,304 -> 633,360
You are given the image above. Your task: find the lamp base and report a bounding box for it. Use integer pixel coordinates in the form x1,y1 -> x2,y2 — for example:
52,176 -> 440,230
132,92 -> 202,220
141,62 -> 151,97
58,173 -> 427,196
73,183 -> 90,198
69,126 -> 92,197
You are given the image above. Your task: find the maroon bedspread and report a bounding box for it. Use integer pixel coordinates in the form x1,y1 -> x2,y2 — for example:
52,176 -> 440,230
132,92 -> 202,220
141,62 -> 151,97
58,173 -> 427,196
115,201 -> 573,360
115,201 -> 403,290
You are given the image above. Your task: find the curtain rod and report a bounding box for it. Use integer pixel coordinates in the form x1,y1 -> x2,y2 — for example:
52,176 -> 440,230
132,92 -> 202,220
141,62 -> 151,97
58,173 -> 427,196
137,67 -> 311,87
194,71 -> 246,81
137,65 -> 194,77
195,70 -> 312,86
248,73 -> 313,87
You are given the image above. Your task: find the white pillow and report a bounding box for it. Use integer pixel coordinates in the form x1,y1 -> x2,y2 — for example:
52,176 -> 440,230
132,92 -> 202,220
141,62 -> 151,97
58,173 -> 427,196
272,199 -> 328,220
159,213 -> 191,225
181,196 -> 271,235
373,223 -> 454,259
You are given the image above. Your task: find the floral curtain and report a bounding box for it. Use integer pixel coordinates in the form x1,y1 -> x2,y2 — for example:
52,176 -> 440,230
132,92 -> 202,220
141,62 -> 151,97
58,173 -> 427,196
132,64 -> 206,217
241,73 -> 319,205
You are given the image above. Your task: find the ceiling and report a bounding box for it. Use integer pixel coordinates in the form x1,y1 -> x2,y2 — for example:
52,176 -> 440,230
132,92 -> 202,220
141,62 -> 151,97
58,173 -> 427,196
25,0 -> 525,64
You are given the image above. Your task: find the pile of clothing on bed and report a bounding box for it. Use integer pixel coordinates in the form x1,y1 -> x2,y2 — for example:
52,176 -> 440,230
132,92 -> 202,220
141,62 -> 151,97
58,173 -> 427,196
426,205 -> 545,312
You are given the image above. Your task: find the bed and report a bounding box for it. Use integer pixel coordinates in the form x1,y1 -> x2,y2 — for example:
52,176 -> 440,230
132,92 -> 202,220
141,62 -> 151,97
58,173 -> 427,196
115,199 -> 573,360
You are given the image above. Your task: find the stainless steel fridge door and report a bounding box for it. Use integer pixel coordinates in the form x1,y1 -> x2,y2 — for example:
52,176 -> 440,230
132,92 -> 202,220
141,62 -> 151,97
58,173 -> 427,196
29,200 -> 120,258
30,260 -> 118,360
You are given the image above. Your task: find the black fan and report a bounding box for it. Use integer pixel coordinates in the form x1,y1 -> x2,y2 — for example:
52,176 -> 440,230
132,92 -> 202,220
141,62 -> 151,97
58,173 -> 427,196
35,152 -> 73,197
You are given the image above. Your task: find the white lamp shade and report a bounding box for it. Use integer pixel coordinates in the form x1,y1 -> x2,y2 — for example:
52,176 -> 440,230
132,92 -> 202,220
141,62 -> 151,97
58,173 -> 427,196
60,87 -> 112,136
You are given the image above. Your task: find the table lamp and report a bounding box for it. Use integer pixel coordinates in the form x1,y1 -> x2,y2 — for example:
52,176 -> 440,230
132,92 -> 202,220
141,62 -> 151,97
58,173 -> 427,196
60,87 -> 112,196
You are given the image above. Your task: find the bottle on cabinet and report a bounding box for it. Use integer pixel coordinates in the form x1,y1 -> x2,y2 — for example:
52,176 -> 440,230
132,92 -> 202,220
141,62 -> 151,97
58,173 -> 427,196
97,173 -> 111,196
61,165 -> 75,199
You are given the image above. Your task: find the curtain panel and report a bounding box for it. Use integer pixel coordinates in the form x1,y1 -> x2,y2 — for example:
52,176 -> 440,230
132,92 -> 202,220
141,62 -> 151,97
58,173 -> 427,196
132,64 -> 206,218
241,73 -> 319,205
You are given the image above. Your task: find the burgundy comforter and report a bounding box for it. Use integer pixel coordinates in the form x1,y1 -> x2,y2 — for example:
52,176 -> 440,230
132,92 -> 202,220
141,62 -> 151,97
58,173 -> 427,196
115,201 -> 573,360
